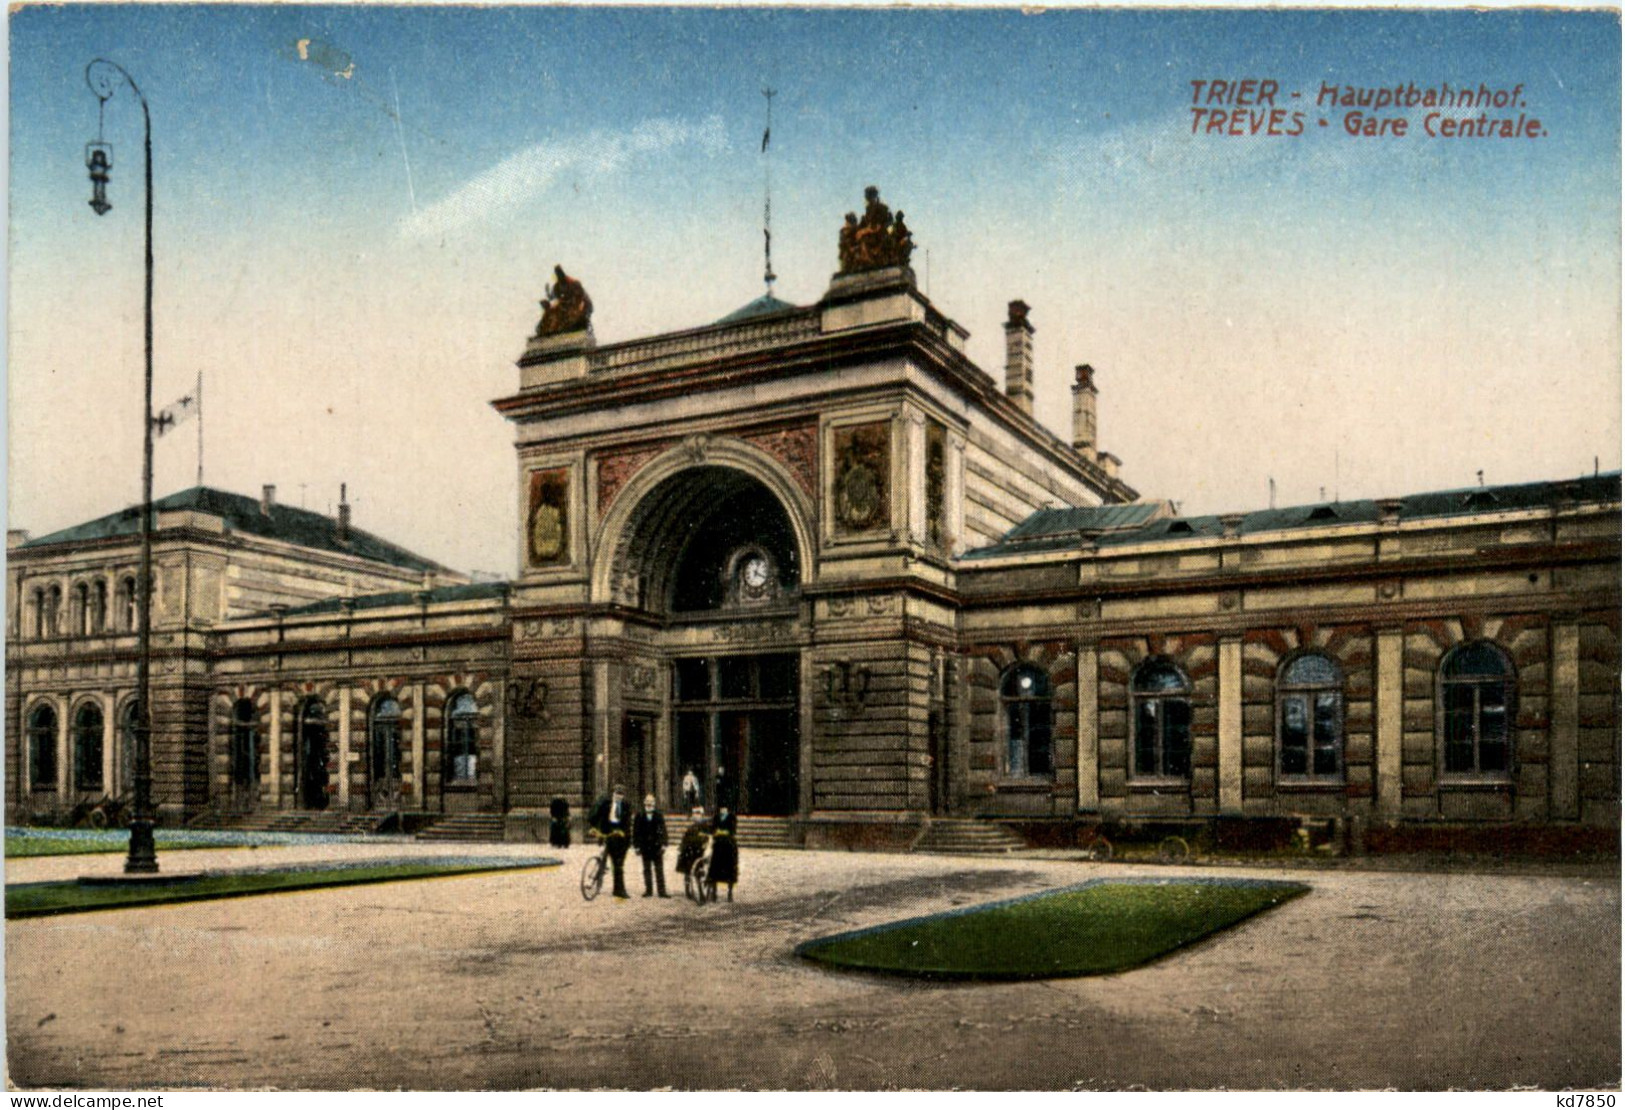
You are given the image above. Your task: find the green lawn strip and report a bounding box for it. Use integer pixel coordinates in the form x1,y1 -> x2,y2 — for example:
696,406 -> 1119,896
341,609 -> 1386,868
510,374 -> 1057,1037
796,878 -> 1309,980
6,857 -> 560,918
5,837 -> 239,858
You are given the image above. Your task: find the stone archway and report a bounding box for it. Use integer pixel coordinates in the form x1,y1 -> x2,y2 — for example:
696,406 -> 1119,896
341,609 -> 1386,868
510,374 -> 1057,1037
591,437 -> 816,611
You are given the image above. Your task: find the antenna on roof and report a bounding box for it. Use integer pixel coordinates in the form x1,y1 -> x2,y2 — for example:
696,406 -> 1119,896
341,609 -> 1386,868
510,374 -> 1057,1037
1269,476 -> 1276,509
761,87 -> 777,297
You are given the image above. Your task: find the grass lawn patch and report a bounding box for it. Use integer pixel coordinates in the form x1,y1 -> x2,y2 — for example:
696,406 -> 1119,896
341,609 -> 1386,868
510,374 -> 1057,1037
796,878 -> 1308,980
6,856 -> 560,918
6,833 -> 232,858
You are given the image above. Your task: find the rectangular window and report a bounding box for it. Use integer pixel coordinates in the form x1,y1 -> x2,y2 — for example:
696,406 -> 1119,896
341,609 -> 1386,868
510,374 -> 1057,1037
675,658 -> 711,703
718,657 -> 752,700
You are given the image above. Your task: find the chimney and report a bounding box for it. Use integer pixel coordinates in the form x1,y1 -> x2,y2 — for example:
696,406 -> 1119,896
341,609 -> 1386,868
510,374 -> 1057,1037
337,482 -> 351,542
1003,300 -> 1034,414
260,484 -> 276,515
1072,363 -> 1098,455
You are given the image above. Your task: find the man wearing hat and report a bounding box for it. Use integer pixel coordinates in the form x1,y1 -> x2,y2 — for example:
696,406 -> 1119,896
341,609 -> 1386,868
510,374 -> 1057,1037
632,793 -> 671,898
588,784 -> 633,899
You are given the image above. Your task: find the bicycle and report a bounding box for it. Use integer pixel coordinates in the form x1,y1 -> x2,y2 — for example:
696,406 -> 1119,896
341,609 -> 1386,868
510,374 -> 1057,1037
1078,825 -> 1114,862
580,835 -> 610,901
1156,835 -> 1192,865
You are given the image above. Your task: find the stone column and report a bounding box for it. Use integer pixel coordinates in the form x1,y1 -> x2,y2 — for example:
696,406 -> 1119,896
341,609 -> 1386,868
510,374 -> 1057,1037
56,699 -> 69,800
1375,627 -> 1404,817
1218,636 -> 1243,814
102,692 -> 116,797
411,682 -> 426,810
268,688 -> 282,807
904,410 -> 928,547
799,651 -> 817,815
1076,641 -> 1100,811
492,679 -> 507,813
1550,618 -> 1581,821
945,432 -> 967,556
337,686 -> 352,809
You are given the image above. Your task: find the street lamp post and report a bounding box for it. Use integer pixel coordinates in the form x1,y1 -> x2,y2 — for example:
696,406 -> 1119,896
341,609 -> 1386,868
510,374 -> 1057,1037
85,58 -> 158,874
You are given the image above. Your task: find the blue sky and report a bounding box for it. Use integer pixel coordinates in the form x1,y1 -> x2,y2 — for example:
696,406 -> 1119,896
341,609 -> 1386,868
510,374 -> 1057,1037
9,6 -> 1620,575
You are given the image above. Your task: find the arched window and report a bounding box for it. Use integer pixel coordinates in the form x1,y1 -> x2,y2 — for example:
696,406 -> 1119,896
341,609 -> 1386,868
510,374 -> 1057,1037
91,580 -> 108,634
43,585 -> 61,638
1278,654 -> 1344,781
31,588 -> 44,639
27,704 -> 57,790
73,702 -> 104,792
1132,658 -> 1192,779
446,692 -> 479,785
369,696 -> 402,787
1000,665 -> 1053,776
118,576 -> 137,631
74,583 -> 90,636
1441,641 -> 1514,778
230,699 -> 259,788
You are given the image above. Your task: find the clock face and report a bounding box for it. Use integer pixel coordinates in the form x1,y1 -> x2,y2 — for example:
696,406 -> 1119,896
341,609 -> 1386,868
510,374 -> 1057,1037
742,555 -> 770,590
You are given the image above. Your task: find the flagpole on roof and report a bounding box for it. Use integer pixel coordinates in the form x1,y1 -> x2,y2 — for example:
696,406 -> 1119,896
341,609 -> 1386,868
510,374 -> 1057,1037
195,370 -> 203,488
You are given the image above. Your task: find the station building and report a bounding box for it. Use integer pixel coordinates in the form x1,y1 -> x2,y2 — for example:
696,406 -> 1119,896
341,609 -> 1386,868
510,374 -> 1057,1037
8,191 -> 1620,851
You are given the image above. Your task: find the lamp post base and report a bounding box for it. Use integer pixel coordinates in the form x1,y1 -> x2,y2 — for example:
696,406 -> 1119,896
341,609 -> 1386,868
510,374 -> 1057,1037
124,818 -> 159,874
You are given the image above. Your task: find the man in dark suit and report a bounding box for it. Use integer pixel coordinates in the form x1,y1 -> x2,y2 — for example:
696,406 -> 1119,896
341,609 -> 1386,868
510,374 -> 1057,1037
588,784 -> 633,899
632,793 -> 670,898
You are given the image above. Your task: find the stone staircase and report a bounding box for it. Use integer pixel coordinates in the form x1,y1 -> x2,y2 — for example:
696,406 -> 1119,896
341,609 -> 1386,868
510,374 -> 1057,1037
911,818 -> 1029,856
414,813 -> 508,843
662,813 -> 798,850
187,809 -> 397,836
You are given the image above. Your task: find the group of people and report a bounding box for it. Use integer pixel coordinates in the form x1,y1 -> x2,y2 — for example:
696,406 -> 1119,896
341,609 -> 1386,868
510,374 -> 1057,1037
586,784 -> 739,902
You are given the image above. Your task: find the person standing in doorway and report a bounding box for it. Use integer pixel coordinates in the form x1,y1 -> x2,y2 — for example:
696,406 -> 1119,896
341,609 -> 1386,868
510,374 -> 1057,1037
681,766 -> 702,809
633,793 -> 670,898
708,804 -> 739,903
589,784 -> 633,899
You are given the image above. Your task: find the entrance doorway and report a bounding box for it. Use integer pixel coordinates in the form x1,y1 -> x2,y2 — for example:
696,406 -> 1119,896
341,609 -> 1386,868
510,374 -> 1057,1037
673,653 -> 799,816
621,714 -> 655,801
297,698 -> 330,810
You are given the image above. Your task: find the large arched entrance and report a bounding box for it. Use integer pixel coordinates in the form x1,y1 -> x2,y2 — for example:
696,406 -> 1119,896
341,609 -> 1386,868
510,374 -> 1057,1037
599,454 -> 811,817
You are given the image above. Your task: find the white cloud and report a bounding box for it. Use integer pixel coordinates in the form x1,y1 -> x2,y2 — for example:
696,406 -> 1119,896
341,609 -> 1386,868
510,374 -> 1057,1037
400,116 -> 728,241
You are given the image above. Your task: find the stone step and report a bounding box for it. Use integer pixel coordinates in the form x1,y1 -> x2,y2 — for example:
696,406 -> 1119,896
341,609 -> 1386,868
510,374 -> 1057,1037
912,819 -> 1029,855
415,814 -> 507,843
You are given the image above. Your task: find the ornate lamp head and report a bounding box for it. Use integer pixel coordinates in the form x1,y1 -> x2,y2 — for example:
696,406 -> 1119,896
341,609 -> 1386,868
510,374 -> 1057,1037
85,142 -> 113,216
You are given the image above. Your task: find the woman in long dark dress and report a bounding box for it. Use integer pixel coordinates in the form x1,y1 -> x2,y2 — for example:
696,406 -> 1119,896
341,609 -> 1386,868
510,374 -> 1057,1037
707,805 -> 739,902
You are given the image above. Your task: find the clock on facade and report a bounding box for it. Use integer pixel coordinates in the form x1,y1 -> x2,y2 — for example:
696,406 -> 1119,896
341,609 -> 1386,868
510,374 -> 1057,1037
729,547 -> 777,603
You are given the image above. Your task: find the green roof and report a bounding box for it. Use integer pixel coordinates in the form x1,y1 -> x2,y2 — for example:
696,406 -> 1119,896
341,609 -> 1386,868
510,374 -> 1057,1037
962,473 -> 1622,560
274,581 -> 509,617
22,487 -> 451,575
714,294 -> 800,325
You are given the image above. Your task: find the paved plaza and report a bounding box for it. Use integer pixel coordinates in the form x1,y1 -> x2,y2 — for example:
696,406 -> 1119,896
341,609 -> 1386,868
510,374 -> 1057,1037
5,841 -> 1619,1091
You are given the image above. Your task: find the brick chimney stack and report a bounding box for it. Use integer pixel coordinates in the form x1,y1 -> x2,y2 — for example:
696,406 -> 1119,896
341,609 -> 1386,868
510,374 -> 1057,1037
1072,363 -> 1098,456
260,484 -> 276,515
1003,300 -> 1035,414
337,482 -> 352,543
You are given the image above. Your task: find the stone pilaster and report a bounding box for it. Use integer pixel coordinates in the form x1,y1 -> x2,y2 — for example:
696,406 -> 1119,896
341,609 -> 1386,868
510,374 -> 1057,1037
411,682 -> 426,810
1550,619 -> 1581,820
268,688 -> 282,807
337,686 -> 351,809
1375,627 -> 1404,817
1076,641 -> 1100,811
1218,636 -> 1243,814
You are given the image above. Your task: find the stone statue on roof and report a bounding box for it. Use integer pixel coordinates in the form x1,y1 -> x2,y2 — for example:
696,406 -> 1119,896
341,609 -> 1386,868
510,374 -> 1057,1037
837,186 -> 915,274
535,265 -> 593,337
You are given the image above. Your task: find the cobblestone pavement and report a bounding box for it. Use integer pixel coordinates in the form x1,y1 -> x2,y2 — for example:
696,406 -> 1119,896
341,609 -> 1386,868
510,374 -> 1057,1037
6,842 -> 1619,1091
